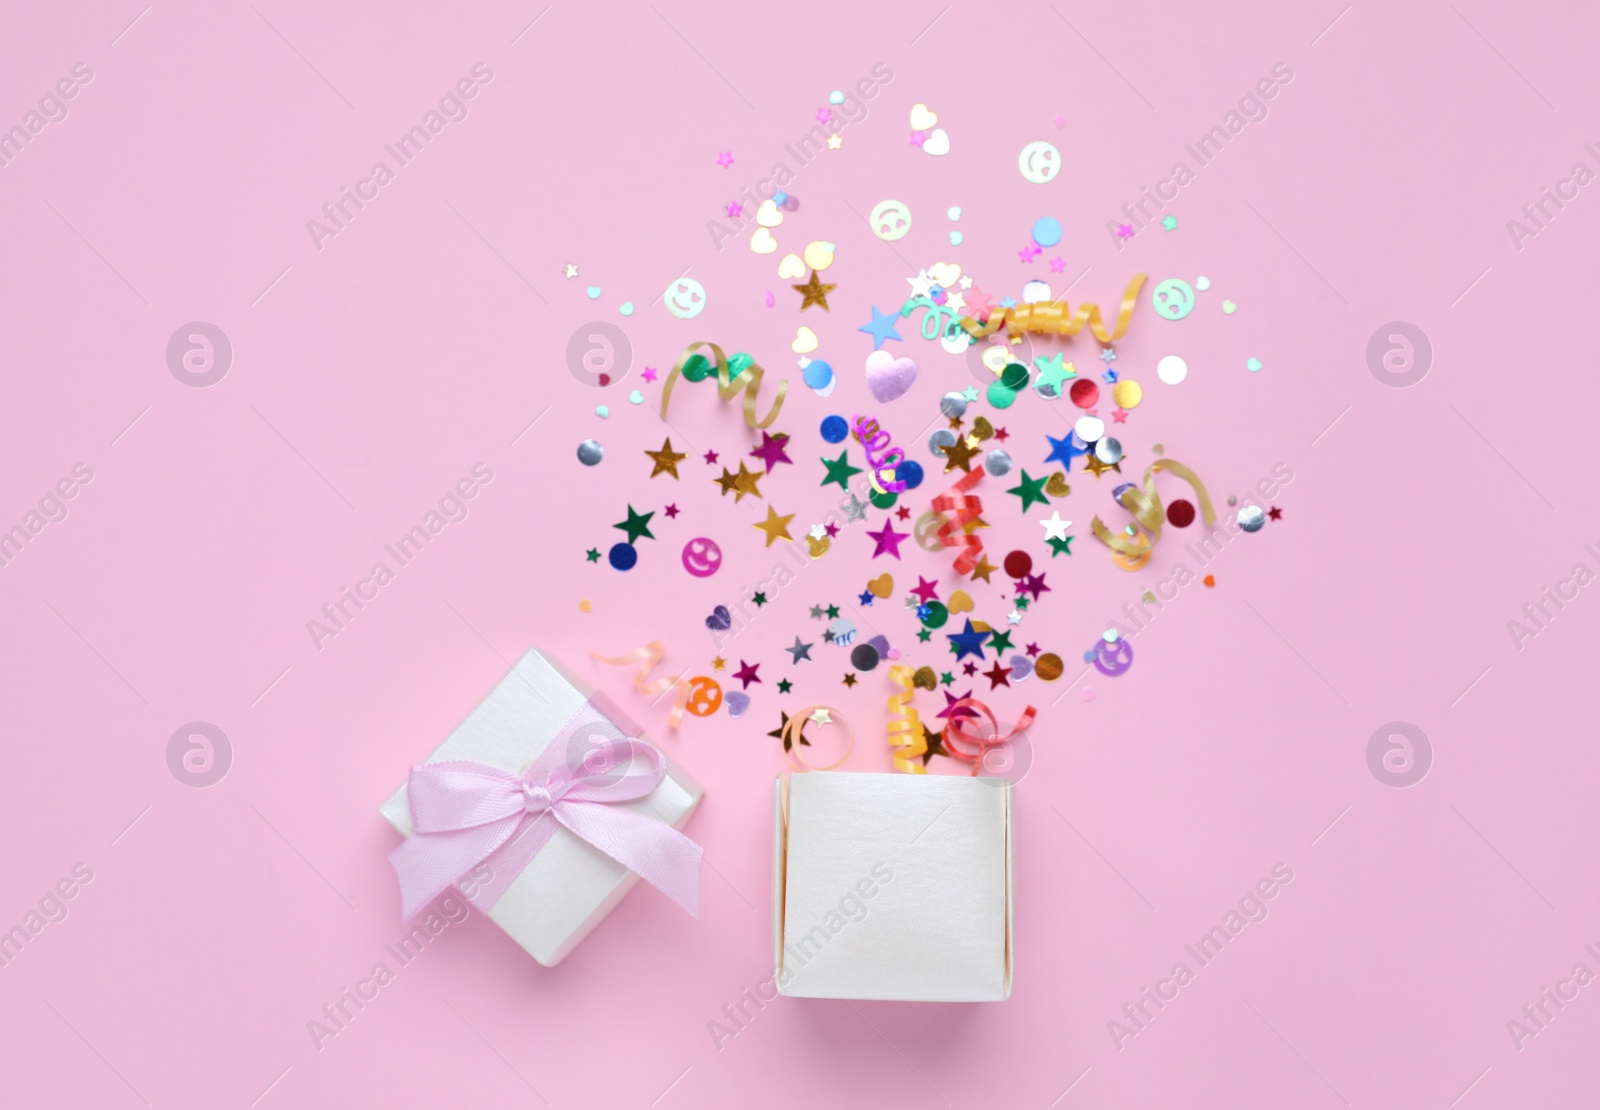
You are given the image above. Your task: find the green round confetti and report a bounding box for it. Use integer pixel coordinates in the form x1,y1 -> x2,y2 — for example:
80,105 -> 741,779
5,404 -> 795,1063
920,601 -> 949,629
681,354 -> 713,382
986,381 -> 1018,409
869,488 -> 898,510
1000,362 -> 1030,390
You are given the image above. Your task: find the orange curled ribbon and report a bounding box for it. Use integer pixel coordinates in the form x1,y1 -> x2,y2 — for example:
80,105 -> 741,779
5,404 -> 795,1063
958,274 -> 1147,344
942,698 -> 1037,777
782,707 -> 854,772
886,665 -> 927,774
590,641 -> 689,730
1089,458 -> 1216,569
659,341 -> 788,430
931,466 -> 986,575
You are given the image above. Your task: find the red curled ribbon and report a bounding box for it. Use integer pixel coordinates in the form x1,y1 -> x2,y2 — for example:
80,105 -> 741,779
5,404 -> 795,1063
931,465 -> 986,575
941,698 -> 1037,777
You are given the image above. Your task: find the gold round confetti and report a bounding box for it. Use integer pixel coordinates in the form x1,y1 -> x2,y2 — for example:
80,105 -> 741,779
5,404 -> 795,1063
1035,653 -> 1064,681
578,599 -> 592,613
1112,379 -> 1142,410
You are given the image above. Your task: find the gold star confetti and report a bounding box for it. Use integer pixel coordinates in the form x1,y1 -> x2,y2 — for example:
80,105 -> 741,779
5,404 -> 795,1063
941,436 -> 981,473
644,437 -> 688,479
733,461 -> 765,500
1084,455 -> 1122,479
792,271 -> 837,312
969,554 -> 996,583
753,506 -> 795,547
712,657 -> 727,671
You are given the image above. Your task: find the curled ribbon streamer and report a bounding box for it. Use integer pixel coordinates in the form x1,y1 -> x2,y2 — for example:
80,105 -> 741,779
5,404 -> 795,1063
660,340 -> 787,430
958,274 -> 1148,344
782,707 -> 855,772
886,665 -> 927,774
931,465 -> 986,575
591,642 -> 689,729
1089,458 -> 1216,565
853,416 -> 907,493
941,698 -> 1037,777
899,296 -> 962,342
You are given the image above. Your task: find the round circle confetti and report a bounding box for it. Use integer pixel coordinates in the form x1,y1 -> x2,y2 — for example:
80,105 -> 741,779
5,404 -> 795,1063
1094,437 -> 1123,464
895,459 -> 924,490
1112,380 -> 1142,409
985,448 -> 1013,477
1069,379 -> 1100,408
577,439 -> 604,466
1074,415 -> 1105,442
869,487 -> 898,510
869,199 -> 912,240
1035,653 -> 1064,681
850,643 -> 881,671
986,382 -> 1017,409
1166,499 -> 1196,528
821,415 -> 850,443
1238,504 -> 1267,533
608,542 -> 637,571
920,601 -> 949,628
929,428 -> 958,455
1017,141 -> 1061,184
1157,355 -> 1188,385
1003,550 -> 1033,579
1000,363 -> 1030,390
940,391 -> 969,418
1031,216 -> 1062,247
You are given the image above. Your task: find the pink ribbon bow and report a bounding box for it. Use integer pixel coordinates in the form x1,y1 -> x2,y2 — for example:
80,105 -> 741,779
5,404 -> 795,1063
389,698 -> 702,920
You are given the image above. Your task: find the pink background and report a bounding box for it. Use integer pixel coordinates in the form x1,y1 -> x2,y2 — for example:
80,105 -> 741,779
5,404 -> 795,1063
2,1 -> 1597,1106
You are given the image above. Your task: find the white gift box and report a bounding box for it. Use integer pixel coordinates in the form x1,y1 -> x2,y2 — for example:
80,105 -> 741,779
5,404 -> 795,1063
772,771 -> 1013,1002
380,649 -> 703,966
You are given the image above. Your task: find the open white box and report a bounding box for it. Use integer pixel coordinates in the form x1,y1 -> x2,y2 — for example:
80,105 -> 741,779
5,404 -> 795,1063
773,771 -> 1013,1002
380,649 -> 703,967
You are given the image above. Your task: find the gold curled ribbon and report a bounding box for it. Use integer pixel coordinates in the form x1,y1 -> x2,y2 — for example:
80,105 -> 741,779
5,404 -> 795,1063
782,707 -> 854,772
942,698 -> 1037,777
958,274 -> 1148,344
931,466 -> 986,574
590,641 -> 688,730
886,665 -> 927,774
660,341 -> 787,430
1090,458 -> 1217,567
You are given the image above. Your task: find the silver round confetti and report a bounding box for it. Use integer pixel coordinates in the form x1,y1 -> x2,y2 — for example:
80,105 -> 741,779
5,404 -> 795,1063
940,391 -> 969,419
576,439 -> 604,466
1033,375 -> 1063,400
1094,437 -> 1123,464
1238,504 -> 1266,533
929,428 -> 958,455
985,448 -> 1014,477
1074,415 -> 1105,443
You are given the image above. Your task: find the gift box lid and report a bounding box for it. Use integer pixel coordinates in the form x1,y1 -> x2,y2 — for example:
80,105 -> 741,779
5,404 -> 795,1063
380,648 -> 703,966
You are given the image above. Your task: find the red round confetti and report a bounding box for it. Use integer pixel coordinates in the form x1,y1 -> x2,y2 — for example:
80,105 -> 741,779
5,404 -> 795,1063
1003,550 -> 1033,579
1069,379 -> 1099,408
1166,499 -> 1196,528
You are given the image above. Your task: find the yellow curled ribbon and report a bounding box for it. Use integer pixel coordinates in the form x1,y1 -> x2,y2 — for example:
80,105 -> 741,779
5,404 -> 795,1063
1090,459 -> 1217,568
958,274 -> 1147,344
591,641 -> 689,729
660,341 -> 788,430
886,665 -> 927,774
